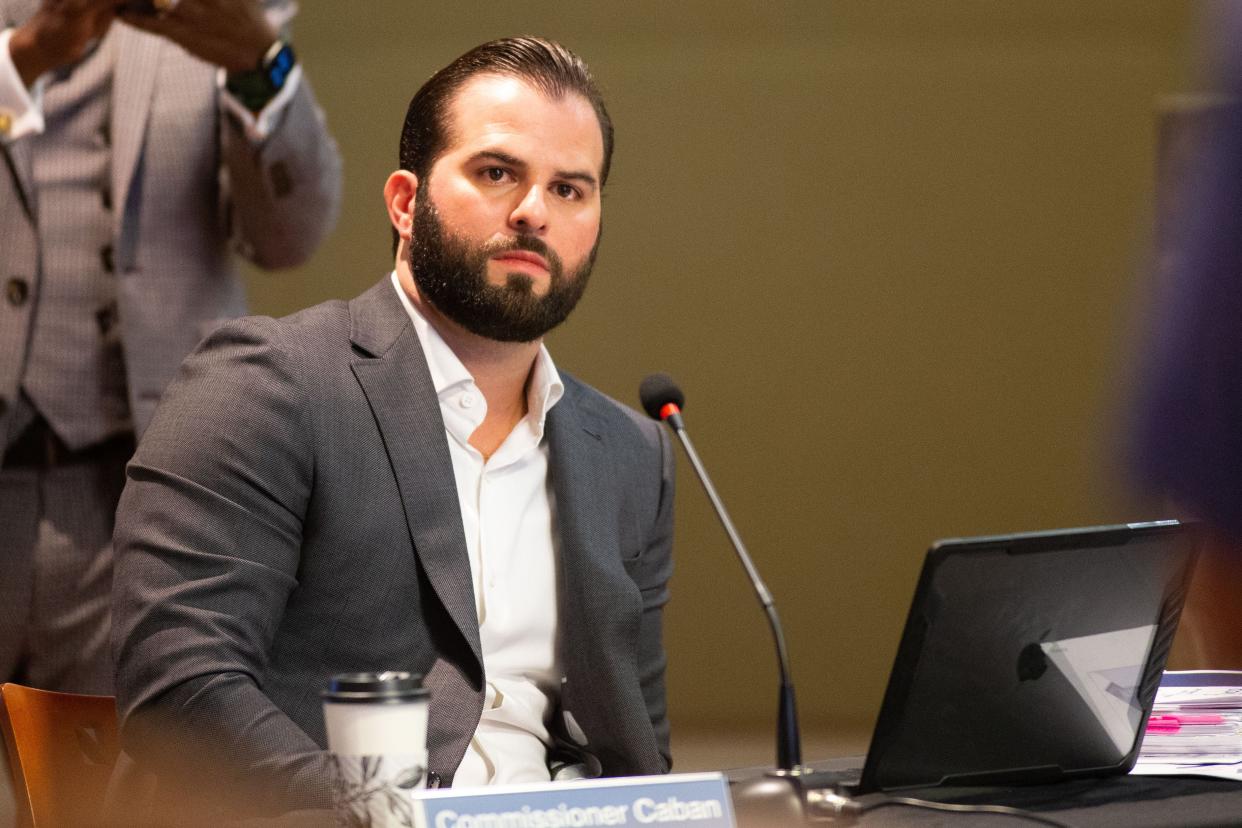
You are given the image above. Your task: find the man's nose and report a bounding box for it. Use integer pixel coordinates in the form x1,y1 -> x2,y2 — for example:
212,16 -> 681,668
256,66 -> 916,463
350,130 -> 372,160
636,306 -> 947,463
508,186 -> 549,234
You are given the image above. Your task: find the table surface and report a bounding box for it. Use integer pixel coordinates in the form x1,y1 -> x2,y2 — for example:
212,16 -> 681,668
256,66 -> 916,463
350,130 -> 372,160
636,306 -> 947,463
233,758 -> 1242,827
731,756 -> 1242,827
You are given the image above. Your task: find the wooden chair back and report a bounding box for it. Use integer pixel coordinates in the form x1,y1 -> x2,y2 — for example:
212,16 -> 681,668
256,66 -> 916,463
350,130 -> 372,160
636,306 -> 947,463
0,683 -> 120,828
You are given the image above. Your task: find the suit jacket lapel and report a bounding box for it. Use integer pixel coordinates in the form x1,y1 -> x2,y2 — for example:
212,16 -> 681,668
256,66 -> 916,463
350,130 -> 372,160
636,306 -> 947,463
111,24 -> 160,245
1,137 -> 35,223
0,7 -> 149,226
348,280 -> 483,673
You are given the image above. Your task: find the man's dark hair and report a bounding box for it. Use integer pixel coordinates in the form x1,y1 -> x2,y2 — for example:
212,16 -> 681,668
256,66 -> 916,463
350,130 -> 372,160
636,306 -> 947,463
392,36 -> 613,253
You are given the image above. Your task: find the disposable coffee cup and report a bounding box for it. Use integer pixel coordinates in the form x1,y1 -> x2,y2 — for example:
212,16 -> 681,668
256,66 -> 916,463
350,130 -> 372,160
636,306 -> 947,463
323,671 -> 430,827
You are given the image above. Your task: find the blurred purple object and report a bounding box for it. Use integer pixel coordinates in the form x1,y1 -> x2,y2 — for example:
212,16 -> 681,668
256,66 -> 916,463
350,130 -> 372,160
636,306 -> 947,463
1132,9 -> 1242,538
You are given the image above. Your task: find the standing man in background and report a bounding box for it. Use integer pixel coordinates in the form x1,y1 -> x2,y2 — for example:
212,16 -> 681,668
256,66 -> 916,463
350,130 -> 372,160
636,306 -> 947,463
0,0 -> 341,702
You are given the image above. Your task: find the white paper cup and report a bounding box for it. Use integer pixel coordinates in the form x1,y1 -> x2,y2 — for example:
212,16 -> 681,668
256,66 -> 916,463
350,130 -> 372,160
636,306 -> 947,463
323,671 -> 430,827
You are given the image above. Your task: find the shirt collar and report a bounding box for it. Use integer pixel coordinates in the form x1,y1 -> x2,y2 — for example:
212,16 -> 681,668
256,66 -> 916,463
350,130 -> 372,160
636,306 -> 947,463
389,271 -> 564,424
527,338 -> 565,427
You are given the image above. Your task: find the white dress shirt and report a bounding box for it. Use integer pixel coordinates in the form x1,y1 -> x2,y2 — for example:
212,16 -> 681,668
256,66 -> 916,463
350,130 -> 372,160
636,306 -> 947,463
391,272 -> 565,787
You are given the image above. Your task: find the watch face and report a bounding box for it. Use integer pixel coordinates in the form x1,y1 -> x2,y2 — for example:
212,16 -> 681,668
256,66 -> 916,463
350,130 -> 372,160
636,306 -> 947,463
266,45 -> 297,90
227,42 -> 296,111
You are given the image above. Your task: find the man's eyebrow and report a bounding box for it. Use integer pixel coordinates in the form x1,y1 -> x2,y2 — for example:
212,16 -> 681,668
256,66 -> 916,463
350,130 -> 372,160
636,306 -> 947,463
467,150 -> 598,190
469,150 -> 525,168
555,170 -> 598,189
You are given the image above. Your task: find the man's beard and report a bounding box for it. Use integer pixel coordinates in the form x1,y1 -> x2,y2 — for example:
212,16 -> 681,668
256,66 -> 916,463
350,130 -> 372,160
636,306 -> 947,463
407,189 -> 597,343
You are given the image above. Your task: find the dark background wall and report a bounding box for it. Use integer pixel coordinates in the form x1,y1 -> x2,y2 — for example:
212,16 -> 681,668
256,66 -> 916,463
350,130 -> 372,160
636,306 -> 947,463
243,2 -> 1201,747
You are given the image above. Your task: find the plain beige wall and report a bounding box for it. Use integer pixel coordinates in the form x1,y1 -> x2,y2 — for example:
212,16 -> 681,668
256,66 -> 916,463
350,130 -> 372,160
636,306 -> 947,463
242,2 -> 1202,745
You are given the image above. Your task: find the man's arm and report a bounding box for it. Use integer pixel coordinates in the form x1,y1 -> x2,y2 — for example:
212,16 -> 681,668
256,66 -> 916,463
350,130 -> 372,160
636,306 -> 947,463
112,316 -> 330,816
218,70 -> 343,269
119,0 -> 342,269
635,420 -> 676,771
6,0 -> 116,86
1,0 -> 116,142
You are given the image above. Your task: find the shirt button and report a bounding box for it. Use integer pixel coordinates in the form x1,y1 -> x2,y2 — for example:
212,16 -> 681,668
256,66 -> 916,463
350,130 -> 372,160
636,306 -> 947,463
100,245 -> 115,273
6,277 -> 29,307
459,393 -> 476,409
101,187 -> 113,211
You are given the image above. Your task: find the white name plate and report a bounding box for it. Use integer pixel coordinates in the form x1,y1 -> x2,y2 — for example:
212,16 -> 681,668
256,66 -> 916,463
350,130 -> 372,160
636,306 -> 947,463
410,772 -> 736,828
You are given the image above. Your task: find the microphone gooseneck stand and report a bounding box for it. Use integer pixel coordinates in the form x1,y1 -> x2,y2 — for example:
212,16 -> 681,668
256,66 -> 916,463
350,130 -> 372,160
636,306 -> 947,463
638,374 -> 1085,828
638,374 -> 859,825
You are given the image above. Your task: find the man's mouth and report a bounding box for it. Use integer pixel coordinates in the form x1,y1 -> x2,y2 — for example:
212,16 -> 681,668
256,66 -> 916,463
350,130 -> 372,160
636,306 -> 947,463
491,250 -> 550,273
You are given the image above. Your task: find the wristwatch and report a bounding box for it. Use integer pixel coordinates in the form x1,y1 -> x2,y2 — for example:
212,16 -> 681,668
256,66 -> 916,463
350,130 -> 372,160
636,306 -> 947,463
225,39 -> 297,113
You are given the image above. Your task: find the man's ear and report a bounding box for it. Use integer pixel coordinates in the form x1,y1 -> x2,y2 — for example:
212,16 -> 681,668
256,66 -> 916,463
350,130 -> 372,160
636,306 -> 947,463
384,170 -> 420,242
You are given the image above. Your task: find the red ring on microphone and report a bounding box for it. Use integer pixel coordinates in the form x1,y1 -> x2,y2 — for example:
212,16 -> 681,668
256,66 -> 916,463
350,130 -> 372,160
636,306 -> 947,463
659,402 -> 681,421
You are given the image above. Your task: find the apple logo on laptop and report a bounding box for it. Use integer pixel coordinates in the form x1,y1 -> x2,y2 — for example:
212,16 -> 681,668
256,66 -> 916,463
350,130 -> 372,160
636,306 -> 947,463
1017,642 -> 1049,682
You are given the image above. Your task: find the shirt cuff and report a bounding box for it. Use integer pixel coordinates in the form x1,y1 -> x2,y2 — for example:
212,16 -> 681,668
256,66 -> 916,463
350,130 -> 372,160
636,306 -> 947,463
0,28 -> 47,142
217,62 -> 302,144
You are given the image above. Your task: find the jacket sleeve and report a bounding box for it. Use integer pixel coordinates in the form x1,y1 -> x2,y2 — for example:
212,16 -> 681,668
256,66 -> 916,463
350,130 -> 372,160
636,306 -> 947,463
637,421 -> 676,771
218,6 -> 342,270
111,316 -> 331,817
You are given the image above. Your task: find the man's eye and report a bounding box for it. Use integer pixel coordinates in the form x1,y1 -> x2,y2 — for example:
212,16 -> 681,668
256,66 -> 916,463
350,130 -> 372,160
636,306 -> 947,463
555,183 -> 580,200
484,168 -> 508,183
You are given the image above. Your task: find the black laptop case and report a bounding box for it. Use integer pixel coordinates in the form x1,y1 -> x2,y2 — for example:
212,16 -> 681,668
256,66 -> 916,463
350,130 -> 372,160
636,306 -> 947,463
858,521 -> 1200,793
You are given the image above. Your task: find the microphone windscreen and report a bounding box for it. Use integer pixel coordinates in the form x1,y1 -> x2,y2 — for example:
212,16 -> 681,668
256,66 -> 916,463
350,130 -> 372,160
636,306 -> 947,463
639,373 -> 686,420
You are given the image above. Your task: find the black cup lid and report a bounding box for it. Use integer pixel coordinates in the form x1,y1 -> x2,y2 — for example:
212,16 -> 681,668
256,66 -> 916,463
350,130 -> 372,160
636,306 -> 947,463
322,671 -> 429,704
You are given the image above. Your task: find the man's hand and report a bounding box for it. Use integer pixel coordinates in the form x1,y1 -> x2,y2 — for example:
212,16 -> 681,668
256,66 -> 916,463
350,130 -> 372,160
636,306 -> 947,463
8,0 -> 117,87
117,0 -> 276,74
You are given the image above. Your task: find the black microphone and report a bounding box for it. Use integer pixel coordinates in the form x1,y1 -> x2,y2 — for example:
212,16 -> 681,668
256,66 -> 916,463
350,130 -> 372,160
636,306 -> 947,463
639,373 -> 685,428
640,374 -> 857,825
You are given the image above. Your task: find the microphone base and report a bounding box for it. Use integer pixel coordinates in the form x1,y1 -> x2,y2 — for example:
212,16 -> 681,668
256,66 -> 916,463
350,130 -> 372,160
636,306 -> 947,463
730,767 -> 860,826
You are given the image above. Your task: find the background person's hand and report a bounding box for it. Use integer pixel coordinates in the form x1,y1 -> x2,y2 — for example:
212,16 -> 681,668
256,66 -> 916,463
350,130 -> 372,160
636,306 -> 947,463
117,0 -> 276,74
8,0 -> 118,87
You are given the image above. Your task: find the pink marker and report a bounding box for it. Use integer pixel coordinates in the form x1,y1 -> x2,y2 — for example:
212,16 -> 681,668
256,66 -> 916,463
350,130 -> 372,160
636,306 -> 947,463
1147,713 -> 1226,733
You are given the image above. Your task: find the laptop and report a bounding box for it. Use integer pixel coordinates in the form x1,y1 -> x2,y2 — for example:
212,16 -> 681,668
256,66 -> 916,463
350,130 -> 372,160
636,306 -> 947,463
851,520 -> 1200,793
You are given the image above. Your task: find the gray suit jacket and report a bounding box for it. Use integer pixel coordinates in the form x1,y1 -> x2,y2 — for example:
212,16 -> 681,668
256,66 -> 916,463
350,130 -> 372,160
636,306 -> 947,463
111,278 -> 675,817
0,2 -> 341,439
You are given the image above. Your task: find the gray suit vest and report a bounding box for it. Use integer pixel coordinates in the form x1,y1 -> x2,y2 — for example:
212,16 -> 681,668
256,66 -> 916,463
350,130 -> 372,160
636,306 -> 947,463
7,29 -> 131,449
